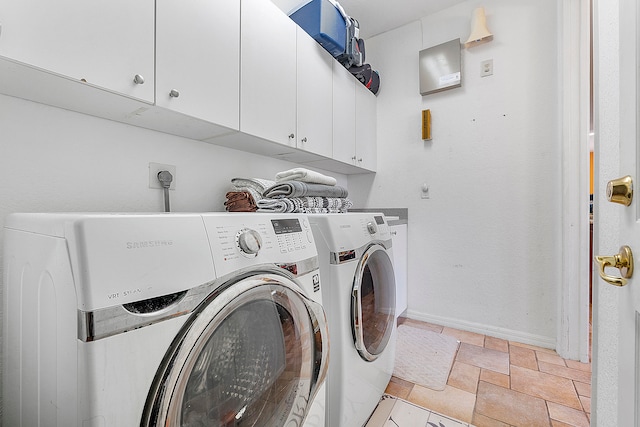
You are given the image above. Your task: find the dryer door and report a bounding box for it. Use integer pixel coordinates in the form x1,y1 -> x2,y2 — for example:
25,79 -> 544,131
141,273 -> 329,427
352,244 -> 396,362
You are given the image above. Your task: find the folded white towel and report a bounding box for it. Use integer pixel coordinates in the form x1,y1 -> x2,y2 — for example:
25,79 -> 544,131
275,168 -> 337,186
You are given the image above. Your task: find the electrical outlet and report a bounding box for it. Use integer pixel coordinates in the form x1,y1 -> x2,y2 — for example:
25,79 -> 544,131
481,59 -> 493,77
149,163 -> 176,190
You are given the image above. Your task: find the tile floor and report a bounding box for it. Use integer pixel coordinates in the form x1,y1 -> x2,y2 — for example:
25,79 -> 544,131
367,395 -> 473,427
382,317 -> 592,427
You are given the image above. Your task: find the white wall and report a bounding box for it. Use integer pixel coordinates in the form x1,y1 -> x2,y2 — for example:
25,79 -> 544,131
0,92 -> 349,296
349,0 -> 562,346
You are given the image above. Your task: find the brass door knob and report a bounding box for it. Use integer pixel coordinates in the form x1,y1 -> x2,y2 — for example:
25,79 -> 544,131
595,245 -> 634,287
606,175 -> 633,206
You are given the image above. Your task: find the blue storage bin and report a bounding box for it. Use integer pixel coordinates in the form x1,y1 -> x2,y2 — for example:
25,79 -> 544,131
290,0 -> 346,57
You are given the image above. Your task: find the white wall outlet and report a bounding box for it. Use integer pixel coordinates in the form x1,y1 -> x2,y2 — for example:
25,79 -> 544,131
481,59 -> 494,77
149,162 -> 176,190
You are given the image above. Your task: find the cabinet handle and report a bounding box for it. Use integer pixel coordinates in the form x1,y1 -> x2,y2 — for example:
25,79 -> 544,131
391,231 -> 397,236
133,74 -> 145,85
301,137 -> 308,143
351,156 -> 357,161
288,133 -> 295,139
358,158 -> 363,162
169,89 -> 180,98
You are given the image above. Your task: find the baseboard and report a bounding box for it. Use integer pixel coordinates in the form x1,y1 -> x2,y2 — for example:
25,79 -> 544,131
404,309 -> 557,351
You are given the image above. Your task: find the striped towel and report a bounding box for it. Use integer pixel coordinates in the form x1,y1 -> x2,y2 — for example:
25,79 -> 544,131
264,181 -> 348,199
257,197 -> 353,213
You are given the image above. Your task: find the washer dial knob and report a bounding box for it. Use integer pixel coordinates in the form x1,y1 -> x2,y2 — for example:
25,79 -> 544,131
367,221 -> 378,235
237,229 -> 262,255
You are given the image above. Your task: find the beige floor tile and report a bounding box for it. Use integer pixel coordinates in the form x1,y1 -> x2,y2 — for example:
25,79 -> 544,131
386,319 -> 590,427
472,412 -> 513,427
443,327 -> 486,347
475,381 -> 550,427
579,395 -> 591,414
484,336 -> 509,353
547,402 -> 590,427
573,381 -> 590,397
510,365 -> 582,410
564,359 -> 591,373
456,343 -> 510,375
407,384 -> 476,424
448,361 -> 481,394
509,345 -> 538,371
538,361 -> 592,384
536,351 -> 566,367
480,369 -> 510,389
385,376 -> 414,400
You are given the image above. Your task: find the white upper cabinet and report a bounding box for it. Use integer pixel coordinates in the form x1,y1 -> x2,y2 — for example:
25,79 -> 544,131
296,27 -> 333,158
240,0 -> 297,147
156,0 -> 239,131
332,61 -> 377,171
332,61 -> 357,165
355,82 -> 377,171
0,0 -> 155,103
0,0 -> 376,173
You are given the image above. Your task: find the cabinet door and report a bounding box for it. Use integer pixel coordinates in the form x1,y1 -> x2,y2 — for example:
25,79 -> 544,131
355,83 -> 377,171
332,62 -> 356,164
296,27 -> 333,158
156,0 -> 239,131
241,0 -> 297,147
0,0 -> 154,102
390,224 -> 408,316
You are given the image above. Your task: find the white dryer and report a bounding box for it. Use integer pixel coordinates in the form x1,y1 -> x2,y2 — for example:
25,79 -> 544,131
308,213 -> 397,427
3,212 -> 328,427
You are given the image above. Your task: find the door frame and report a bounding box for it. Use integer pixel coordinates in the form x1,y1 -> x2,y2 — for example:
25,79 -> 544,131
558,0 -> 592,363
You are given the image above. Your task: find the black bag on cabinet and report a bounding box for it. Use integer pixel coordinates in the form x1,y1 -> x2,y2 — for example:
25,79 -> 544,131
349,64 -> 380,95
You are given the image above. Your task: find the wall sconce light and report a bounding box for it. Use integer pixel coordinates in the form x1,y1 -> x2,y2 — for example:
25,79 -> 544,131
464,7 -> 493,48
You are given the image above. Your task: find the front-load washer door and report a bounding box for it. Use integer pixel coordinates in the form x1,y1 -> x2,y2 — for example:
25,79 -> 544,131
352,244 -> 396,362
141,273 -> 329,427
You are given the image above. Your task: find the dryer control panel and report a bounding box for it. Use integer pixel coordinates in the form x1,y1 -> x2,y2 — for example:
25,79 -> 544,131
203,213 -> 317,277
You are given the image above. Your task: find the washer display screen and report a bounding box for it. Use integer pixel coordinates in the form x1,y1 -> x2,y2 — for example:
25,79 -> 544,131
271,219 -> 302,234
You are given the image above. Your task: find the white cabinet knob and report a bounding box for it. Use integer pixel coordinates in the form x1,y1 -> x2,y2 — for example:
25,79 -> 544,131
133,74 -> 145,85
169,89 -> 180,98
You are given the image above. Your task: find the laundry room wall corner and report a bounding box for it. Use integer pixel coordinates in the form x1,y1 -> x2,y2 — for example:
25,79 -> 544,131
349,0 -> 562,347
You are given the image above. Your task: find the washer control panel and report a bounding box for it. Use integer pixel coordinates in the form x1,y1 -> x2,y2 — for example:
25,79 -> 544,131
355,214 -> 392,244
204,214 -> 317,276
271,217 -> 314,254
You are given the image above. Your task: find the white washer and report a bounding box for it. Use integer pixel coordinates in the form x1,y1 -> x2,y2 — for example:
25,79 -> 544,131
3,212 -> 328,427
308,213 -> 397,427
